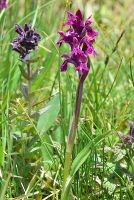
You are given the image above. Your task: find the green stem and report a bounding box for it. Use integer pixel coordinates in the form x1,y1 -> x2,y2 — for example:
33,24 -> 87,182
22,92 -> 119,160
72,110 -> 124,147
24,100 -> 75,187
27,63 -> 32,116
62,77 -> 84,197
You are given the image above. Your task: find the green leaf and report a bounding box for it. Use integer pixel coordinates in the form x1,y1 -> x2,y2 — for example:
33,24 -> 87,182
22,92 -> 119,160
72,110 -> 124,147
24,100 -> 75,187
103,178 -> 116,195
41,134 -> 53,170
62,131 -> 110,200
70,133 -> 109,177
0,140 -> 4,167
37,94 -> 60,134
52,126 -> 64,145
37,94 -> 60,171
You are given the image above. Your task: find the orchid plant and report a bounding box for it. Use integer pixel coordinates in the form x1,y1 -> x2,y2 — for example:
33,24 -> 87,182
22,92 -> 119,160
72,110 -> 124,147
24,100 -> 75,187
11,24 -> 41,115
57,9 -> 98,197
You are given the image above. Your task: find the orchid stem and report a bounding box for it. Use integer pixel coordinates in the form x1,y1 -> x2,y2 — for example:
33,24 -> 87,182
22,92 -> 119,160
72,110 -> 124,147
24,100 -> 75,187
62,77 -> 84,196
27,63 -> 32,116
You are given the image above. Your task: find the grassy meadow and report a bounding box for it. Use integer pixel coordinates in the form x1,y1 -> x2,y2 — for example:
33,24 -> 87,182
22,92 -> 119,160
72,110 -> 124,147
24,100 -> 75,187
0,0 -> 134,199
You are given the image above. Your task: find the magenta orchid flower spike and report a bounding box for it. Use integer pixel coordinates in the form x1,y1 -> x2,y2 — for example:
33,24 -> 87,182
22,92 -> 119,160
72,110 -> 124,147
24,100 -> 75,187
57,10 -> 98,197
57,9 -> 98,80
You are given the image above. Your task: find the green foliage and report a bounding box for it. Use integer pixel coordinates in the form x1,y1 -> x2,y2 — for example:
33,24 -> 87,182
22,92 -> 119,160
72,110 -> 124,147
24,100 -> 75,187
37,94 -> 60,134
0,0 -> 134,199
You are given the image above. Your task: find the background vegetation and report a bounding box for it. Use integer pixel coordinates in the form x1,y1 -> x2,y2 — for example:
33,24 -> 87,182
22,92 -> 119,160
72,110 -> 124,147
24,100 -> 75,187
0,0 -> 134,199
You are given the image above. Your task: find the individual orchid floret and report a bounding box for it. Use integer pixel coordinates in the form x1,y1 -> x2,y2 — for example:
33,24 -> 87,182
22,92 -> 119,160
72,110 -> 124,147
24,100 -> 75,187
61,47 -> 89,77
0,0 -> 7,8
11,24 -> 41,61
57,9 -> 98,79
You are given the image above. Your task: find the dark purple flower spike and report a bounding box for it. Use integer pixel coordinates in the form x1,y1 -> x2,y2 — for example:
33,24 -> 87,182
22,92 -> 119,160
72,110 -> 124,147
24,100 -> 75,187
0,0 -> 7,9
11,23 -> 41,116
57,9 -> 98,80
11,24 -> 41,61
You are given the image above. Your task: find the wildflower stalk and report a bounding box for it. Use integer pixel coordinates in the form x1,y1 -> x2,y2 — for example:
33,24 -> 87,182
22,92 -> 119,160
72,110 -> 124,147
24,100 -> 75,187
57,9 -> 98,198
62,74 -> 86,194
63,81 -> 83,186
11,23 -> 41,115
27,63 -> 32,116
